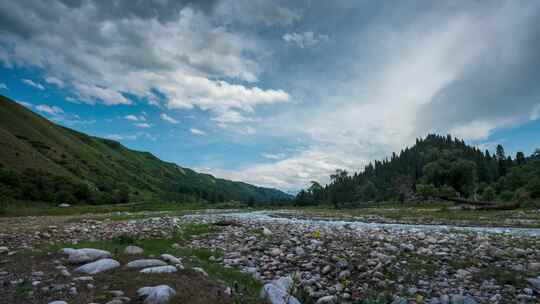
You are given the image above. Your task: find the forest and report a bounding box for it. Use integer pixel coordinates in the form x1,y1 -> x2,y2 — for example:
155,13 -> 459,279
295,134 -> 540,207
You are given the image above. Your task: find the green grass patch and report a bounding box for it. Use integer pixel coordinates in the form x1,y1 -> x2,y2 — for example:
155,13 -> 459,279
47,234 -> 261,303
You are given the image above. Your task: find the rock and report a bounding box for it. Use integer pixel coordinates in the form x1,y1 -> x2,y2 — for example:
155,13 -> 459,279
140,266 -> 177,274
109,290 -> 125,297
271,248 -> 282,256
137,285 -> 176,304
439,295 -> 450,304
262,227 -> 273,236
48,301 -> 68,304
124,245 -> 144,255
58,203 -> 71,208
260,276 -> 301,304
160,254 -> 182,265
127,259 -> 167,269
450,295 -> 477,304
528,262 -> 540,272
338,270 -> 351,280
73,276 -> 93,282
316,295 -> 338,304
74,258 -> 120,274
62,248 -> 111,264
0,247 -> 8,254
527,277 -> 540,291
390,298 -> 407,304
193,267 -> 208,277
322,265 -> 332,275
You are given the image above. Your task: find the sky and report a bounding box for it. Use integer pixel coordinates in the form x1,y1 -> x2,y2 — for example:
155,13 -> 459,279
1,0 -> 540,192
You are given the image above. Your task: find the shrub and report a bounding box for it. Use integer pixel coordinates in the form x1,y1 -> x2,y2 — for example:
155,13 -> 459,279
499,190 -> 514,202
482,186 -> 496,201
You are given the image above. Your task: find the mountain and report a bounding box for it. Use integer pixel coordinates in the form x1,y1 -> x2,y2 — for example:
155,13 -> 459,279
0,95 -> 292,205
296,134 -> 540,206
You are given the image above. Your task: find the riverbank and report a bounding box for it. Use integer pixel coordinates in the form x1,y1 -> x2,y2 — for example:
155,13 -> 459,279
1,209 -> 539,303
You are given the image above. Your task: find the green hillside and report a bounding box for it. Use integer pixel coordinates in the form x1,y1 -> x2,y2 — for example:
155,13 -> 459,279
0,95 -> 292,206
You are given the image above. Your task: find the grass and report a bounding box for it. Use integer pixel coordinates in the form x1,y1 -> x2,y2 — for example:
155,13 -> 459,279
0,201 -> 237,218
46,228 -> 262,303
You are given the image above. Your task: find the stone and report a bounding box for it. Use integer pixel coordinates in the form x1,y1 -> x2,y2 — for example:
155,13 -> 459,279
322,265 -> 332,274
74,258 -> 120,274
48,301 -> 68,304
193,267 -> 208,276
338,270 -> 351,280
528,262 -> 540,272
271,248 -> 282,256
127,259 -> 167,269
0,247 -> 8,254
263,227 -> 273,236
58,203 -> 71,208
109,290 -> 125,297
140,266 -> 177,274
137,285 -> 176,304
62,248 -> 111,264
124,245 -> 144,255
260,277 -> 301,304
450,295 -> 477,304
527,277 -> 540,291
390,298 -> 407,304
160,254 -> 182,265
316,295 -> 338,304
73,276 -> 93,282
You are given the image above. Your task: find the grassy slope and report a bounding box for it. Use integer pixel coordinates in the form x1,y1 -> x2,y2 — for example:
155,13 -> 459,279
0,95 -> 291,203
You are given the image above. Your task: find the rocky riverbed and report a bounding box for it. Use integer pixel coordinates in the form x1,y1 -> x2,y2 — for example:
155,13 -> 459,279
1,210 -> 539,303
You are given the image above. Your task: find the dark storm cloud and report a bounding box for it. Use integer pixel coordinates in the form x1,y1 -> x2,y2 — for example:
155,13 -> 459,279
0,0 -> 218,39
59,0 -> 218,21
417,3 -> 540,136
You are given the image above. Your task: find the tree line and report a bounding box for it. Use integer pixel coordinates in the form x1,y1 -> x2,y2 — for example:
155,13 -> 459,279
295,134 -> 540,207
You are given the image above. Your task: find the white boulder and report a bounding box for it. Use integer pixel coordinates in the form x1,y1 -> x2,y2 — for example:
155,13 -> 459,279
74,258 -> 120,274
260,276 -> 301,304
137,285 -> 176,304
62,248 -> 111,264
127,259 -> 167,269
140,266 -> 177,274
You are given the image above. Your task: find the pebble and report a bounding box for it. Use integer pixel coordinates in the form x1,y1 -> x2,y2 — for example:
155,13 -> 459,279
124,245 -> 144,255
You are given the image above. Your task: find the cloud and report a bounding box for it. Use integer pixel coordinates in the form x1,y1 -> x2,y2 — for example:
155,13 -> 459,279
124,114 -> 145,122
261,152 -> 285,160
21,79 -> 44,90
0,83 -> 7,90
2,1 -> 540,192
72,83 -> 131,105
160,113 -> 179,124
201,146 -> 363,191
105,134 -> 124,141
16,100 -> 33,108
215,0 -> 301,26
134,122 -> 151,128
190,128 -> 206,135
283,31 -> 328,48
205,1 -> 540,191
163,76 -> 290,124
105,132 -> 156,141
36,104 -> 64,115
44,76 -> 64,88
0,1 -> 288,120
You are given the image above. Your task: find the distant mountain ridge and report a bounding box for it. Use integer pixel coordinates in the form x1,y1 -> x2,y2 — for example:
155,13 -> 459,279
0,95 -> 292,205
